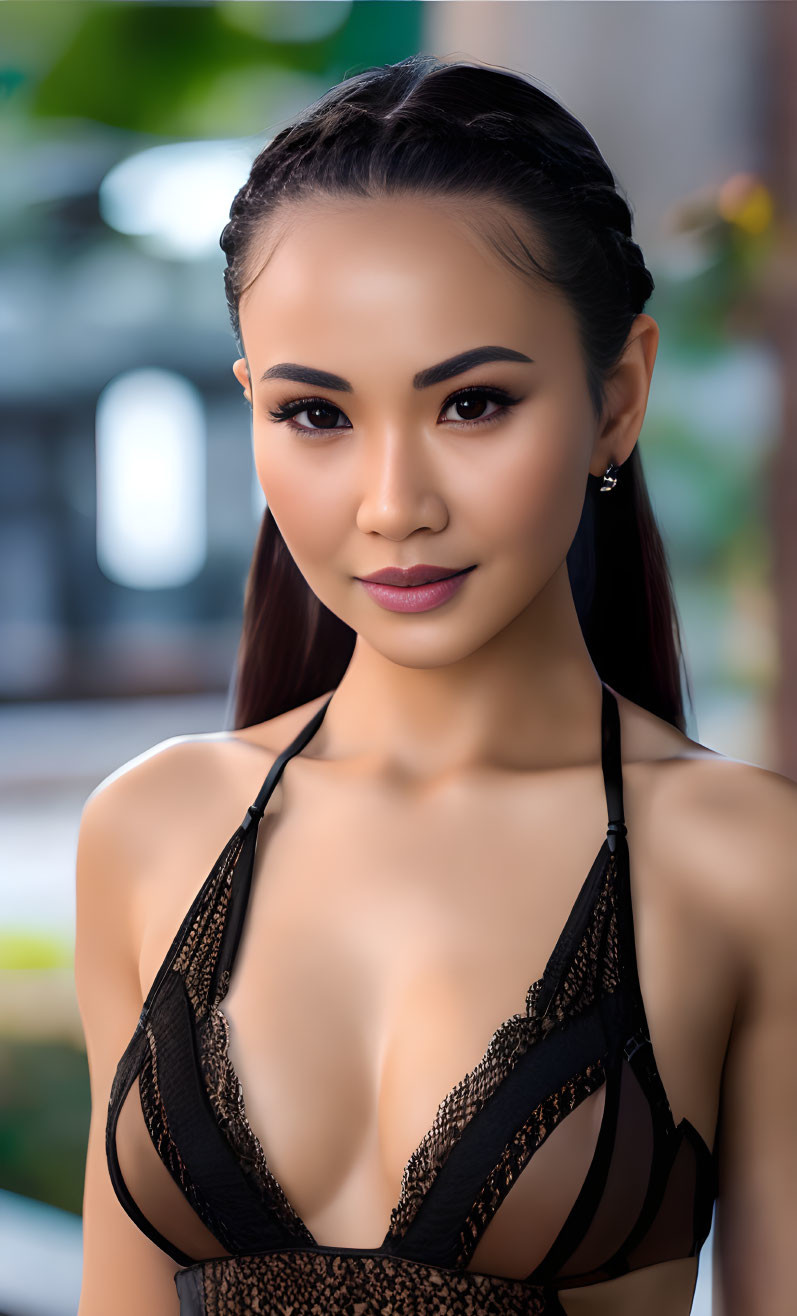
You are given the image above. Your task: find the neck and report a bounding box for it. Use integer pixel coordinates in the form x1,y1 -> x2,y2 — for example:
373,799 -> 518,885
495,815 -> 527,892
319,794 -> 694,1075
318,562 -> 605,785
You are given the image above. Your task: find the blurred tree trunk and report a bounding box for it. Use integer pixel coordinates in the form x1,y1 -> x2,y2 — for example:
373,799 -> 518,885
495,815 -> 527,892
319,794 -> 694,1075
766,2 -> 797,781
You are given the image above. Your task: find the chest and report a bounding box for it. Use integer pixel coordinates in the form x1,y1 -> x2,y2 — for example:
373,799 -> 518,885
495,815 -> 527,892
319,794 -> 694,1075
137,759 -> 733,1251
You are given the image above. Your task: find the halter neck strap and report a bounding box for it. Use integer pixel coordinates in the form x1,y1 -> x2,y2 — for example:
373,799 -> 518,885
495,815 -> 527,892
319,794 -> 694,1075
241,693 -> 334,832
600,681 -> 627,852
242,682 -> 626,848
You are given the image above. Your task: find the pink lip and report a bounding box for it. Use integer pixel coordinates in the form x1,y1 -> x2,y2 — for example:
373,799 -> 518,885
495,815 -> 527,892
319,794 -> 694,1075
358,563 -> 474,587
358,566 -> 476,613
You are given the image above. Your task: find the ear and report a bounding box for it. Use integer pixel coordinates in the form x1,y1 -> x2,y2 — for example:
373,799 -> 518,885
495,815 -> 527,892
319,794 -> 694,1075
232,357 -> 252,404
589,314 -> 659,479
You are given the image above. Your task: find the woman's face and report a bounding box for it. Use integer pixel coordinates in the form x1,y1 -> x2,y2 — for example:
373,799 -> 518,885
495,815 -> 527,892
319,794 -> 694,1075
233,194 -> 620,671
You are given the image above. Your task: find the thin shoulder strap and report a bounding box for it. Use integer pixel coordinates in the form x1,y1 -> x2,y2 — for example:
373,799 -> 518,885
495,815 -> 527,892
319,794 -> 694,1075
600,681 -> 627,853
240,693 -> 334,833
208,694 -> 336,1007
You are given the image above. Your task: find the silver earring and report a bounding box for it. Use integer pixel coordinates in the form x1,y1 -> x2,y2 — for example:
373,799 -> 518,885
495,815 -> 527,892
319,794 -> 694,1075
600,461 -> 620,493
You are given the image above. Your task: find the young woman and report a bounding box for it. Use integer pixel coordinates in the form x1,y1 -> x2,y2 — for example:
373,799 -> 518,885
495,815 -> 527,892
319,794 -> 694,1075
76,54 -> 796,1316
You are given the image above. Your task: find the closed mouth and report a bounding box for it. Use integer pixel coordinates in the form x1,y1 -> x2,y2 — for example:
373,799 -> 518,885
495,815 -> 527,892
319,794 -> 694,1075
358,565 -> 476,588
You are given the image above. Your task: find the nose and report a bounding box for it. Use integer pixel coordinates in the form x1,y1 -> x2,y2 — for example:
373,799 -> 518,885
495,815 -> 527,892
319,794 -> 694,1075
355,428 -> 448,540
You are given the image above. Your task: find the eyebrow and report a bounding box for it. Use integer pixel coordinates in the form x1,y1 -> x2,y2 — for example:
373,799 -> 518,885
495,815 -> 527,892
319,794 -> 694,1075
258,345 -> 534,393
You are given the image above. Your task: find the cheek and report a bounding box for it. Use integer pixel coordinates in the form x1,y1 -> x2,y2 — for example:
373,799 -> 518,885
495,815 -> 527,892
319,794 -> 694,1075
473,423 -> 589,568
254,432 -> 346,564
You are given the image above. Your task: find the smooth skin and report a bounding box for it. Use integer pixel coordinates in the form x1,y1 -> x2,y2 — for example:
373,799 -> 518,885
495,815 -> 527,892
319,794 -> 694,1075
77,195 -> 797,1314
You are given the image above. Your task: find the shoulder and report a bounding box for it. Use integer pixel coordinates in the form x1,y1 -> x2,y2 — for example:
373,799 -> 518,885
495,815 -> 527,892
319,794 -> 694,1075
677,754 -> 797,981
76,692 -> 334,999
618,692 -> 797,982
80,689 -> 334,860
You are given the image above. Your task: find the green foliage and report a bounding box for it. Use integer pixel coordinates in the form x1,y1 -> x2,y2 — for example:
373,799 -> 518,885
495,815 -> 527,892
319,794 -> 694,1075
0,1036 -> 89,1214
1,1 -> 423,137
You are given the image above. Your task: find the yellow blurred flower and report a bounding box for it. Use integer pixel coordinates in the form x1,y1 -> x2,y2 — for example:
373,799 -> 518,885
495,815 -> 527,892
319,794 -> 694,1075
717,172 -> 774,235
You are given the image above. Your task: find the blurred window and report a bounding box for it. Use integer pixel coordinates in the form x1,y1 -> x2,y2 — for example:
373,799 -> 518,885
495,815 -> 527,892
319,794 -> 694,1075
95,368 -> 207,589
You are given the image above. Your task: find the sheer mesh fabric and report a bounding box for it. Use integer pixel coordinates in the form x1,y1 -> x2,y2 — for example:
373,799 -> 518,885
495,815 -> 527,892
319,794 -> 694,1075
105,684 -> 718,1314
174,1252 -> 559,1316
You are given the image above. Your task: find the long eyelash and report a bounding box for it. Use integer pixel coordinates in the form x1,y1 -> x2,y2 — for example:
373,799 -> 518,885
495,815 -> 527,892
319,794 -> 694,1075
267,396 -> 346,430
267,385 -> 522,436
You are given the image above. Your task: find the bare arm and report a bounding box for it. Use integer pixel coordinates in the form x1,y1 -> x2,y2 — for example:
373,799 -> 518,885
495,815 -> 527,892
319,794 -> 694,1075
75,760 -> 182,1315
712,767 -> 797,1315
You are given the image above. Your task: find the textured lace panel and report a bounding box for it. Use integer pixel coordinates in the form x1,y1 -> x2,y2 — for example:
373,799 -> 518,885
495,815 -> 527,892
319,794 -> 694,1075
139,1025 -> 197,1204
198,1003 -> 315,1245
172,829 -> 248,1022
139,1022 -> 240,1256
454,1060 -> 607,1268
540,854 -> 622,1036
385,857 -> 621,1245
386,1009 -> 550,1244
174,1250 -> 566,1316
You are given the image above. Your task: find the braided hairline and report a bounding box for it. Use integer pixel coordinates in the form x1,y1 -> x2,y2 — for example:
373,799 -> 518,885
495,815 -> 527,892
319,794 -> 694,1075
220,105 -> 649,321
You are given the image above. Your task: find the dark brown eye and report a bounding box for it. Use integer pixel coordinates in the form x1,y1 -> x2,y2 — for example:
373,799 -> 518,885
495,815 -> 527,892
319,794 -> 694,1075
267,397 -> 350,432
300,403 -> 341,429
449,394 -> 492,421
439,386 -> 520,428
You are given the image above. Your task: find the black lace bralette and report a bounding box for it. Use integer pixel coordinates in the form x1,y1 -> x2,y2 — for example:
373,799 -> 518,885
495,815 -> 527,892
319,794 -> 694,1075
106,682 -> 718,1314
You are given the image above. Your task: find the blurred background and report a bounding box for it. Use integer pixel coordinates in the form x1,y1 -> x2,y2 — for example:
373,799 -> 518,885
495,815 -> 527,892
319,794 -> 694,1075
2,2 -> 796,1313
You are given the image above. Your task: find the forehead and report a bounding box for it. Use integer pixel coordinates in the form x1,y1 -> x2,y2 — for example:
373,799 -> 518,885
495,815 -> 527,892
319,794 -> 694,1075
237,194 -> 578,372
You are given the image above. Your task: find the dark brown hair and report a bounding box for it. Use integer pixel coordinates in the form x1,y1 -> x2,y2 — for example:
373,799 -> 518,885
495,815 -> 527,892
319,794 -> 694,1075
220,54 -> 691,733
